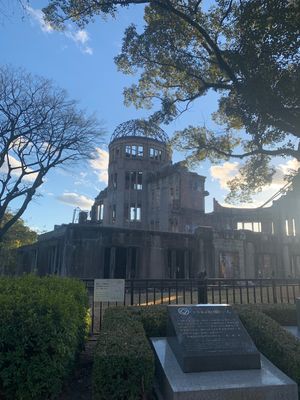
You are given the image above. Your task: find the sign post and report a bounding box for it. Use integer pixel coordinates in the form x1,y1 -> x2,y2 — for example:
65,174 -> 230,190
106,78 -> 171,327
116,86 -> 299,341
94,279 -> 125,303
93,279 -> 125,331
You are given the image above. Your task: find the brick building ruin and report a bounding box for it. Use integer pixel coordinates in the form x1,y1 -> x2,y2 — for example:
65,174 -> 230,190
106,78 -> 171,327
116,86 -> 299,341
18,120 -> 300,279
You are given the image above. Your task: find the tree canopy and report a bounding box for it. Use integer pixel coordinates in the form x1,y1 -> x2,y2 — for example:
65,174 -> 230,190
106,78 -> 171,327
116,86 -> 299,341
0,66 -> 103,240
0,212 -> 37,249
0,212 -> 37,273
44,0 -> 300,202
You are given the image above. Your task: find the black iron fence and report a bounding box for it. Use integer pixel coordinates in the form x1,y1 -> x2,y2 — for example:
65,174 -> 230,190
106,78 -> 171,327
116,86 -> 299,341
83,278 -> 300,332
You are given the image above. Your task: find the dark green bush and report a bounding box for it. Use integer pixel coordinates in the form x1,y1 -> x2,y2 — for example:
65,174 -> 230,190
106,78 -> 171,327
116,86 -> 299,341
236,305 -> 300,385
93,308 -> 154,400
233,303 -> 297,326
0,275 -> 89,400
128,305 -> 167,338
259,304 -> 297,325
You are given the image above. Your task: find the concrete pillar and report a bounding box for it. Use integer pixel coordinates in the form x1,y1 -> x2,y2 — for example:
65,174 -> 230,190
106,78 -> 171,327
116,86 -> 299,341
214,247 -> 220,278
171,250 -> 176,279
110,247 -> 116,278
245,242 -> 255,278
184,250 -> 189,278
199,239 -> 204,271
126,247 -> 132,279
282,245 -> 290,277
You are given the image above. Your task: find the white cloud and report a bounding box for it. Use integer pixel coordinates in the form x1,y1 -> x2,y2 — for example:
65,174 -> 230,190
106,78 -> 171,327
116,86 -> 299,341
89,148 -> 109,184
29,225 -> 45,234
57,192 -> 94,209
65,28 -> 93,54
74,30 -> 89,44
210,158 -> 300,208
210,159 -> 300,192
271,159 -> 300,188
83,46 -> 93,55
27,7 -> 93,55
210,162 -> 239,189
26,6 -> 53,33
0,155 -> 38,182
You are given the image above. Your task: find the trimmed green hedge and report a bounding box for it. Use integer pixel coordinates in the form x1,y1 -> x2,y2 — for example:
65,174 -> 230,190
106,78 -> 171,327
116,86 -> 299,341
232,303 -> 297,326
235,305 -> 300,385
0,275 -> 89,400
256,304 -> 296,326
129,306 -> 167,338
93,308 -> 154,400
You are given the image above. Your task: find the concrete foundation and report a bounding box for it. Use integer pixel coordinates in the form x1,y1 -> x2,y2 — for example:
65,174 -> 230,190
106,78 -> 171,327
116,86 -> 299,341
151,338 -> 298,400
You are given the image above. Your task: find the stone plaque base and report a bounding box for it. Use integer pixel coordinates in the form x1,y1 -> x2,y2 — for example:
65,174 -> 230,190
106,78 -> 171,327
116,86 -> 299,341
151,338 -> 298,400
166,305 -> 261,373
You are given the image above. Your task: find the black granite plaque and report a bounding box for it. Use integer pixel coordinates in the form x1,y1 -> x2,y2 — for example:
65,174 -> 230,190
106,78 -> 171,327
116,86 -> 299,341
167,304 -> 261,372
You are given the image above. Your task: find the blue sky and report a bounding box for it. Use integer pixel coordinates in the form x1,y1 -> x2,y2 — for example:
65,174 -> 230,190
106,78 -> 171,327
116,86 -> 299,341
0,1 -> 297,232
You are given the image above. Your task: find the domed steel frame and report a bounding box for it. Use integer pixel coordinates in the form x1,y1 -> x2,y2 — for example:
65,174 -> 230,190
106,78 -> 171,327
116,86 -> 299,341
110,119 -> 169,144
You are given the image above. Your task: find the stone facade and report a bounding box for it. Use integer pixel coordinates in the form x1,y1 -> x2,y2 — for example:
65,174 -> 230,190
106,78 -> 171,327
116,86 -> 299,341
90,119 -> 207,232
17,120 -> 300,279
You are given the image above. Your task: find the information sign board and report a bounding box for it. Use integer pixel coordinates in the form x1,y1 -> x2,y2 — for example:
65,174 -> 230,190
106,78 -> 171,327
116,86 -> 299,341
94,279 -> 125,302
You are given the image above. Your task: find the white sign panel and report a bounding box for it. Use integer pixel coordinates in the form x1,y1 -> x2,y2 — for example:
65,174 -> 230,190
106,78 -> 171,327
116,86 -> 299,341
94,279 -> 125,302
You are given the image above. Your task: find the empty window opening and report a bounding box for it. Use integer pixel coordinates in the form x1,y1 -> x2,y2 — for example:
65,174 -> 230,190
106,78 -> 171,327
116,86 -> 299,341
137,172 -> 143,190
125,145 -> 131,158
293,218 -> 296,236
149,148 -> 162,160
97,203 -> 104,221
124,203 -> 129,221
125,171 -> 143,190
125,172 -> 130,189
138,146 -> 144,157
114,247 -> 127,279
286,218 -> 296,236
167,249 -> 188,279
237,221 -> 261,232
131,145 -> 137,157
130,203 -> 142,221
130,172 -> 136,190
112,205 -> 116,222
125,144 -> 143,158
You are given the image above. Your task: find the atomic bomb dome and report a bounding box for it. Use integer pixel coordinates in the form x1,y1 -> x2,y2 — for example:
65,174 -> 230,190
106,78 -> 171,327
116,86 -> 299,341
110,119 -> 169,144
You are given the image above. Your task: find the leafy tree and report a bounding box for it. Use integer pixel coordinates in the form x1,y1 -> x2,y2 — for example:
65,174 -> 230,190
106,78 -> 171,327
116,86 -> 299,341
43,0 -> 300,202
0,65 -> 103,240
0,212 -> 37,248
0,212 -> 37,272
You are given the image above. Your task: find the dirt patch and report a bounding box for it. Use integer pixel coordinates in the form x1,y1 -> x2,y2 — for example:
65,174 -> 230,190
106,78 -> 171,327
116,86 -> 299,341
58,336 -> 98,400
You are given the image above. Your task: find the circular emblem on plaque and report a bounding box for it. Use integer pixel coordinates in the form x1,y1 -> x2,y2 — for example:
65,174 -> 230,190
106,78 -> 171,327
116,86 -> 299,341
178,307 -> 190,316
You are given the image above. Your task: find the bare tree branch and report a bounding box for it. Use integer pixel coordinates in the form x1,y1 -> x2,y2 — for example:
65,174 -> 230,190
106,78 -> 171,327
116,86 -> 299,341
0,66 -> 104,241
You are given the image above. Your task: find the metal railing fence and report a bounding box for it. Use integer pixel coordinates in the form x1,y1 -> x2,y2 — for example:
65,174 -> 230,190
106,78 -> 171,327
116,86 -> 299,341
83,278 -> 300,333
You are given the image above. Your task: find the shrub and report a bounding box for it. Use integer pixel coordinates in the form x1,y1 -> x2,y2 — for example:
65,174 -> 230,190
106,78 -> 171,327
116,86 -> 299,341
236,305 -> 300,385
258,304 -> 297,325
0,275 -> 89,400
93,308 -> 154,400
233,303 -> 297,326
128,306 -> 167,338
